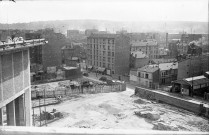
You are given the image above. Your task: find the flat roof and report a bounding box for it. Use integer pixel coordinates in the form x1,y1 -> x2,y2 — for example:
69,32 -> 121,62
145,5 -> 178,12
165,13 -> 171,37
0,39 -> 47,54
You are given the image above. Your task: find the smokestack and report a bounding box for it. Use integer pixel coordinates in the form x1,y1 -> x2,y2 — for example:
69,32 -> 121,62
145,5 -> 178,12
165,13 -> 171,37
166,33 -> 168,48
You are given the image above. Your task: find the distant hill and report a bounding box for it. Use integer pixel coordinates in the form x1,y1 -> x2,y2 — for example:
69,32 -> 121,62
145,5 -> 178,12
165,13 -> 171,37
0,20 -> 207,34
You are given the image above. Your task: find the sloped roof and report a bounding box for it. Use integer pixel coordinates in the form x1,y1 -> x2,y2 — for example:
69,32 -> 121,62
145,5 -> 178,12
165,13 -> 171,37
138,64 -> 159,73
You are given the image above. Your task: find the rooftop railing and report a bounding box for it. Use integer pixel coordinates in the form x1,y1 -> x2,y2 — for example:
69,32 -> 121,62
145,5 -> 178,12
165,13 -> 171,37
0,39 -> 48,53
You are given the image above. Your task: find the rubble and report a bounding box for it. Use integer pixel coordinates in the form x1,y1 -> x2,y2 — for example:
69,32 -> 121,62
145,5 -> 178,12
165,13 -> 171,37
134,111 -> 160,121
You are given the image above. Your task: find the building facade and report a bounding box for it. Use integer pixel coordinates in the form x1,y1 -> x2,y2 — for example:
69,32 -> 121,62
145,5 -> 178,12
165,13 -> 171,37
131,39 -> 159,59
0,39 -> 46,126
159,62 -> 178,85
86,34 -> 130,76
178,54 -> 209,80
137,65 -> 159,88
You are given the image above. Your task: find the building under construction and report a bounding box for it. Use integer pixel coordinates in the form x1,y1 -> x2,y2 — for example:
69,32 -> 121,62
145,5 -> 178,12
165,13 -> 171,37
0,39 -> 47,126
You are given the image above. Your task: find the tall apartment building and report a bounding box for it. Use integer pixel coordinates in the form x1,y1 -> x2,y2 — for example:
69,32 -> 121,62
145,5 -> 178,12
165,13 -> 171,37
87,34 -> 130,76
0,39 -> 46,126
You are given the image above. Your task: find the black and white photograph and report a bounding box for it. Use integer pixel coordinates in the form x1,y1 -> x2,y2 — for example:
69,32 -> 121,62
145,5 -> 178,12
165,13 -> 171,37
0,0 -> 209,134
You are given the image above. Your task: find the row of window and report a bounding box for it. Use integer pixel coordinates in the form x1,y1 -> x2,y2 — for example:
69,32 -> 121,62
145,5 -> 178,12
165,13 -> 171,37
87,50 -> 115,57
138,72 -> 150,79
87,39 -> 115,44
88,44 -> 115,50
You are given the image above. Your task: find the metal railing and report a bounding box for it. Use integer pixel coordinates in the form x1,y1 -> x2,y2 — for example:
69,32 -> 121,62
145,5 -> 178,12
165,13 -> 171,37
0,39 -> 48,51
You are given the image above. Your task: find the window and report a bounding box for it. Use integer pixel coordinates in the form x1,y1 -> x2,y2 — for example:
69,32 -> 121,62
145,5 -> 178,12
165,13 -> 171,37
108,57 -> 110,62
145,74 -> 149,79
108,52 -> 111,56
112,52 -> 114,57
162,78 -> 165,84
138,72 -> 141,77
108,46 -> 110,50
149,82 -> 152,88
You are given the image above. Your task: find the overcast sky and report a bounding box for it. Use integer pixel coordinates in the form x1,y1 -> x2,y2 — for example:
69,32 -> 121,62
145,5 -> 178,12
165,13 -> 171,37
0,0 -> 208,24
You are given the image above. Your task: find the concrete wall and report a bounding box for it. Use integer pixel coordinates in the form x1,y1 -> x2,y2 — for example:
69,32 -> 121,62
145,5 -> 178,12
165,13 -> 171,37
135,87 -> 208,115
0,49 -> 31,126
0,50 -> 30,104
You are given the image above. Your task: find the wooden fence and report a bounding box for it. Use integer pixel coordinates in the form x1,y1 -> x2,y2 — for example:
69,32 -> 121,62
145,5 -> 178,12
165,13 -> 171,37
31,83 -> 126,99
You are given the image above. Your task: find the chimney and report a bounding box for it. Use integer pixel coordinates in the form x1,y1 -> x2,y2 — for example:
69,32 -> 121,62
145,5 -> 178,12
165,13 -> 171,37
166,33 -> 168,48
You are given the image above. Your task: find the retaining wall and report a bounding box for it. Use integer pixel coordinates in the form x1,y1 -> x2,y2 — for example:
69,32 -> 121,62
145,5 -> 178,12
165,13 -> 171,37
135,86 -> 209,117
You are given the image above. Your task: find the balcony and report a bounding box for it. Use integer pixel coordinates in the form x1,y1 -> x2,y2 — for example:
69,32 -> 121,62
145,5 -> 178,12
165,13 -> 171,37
0,126 -> 208,135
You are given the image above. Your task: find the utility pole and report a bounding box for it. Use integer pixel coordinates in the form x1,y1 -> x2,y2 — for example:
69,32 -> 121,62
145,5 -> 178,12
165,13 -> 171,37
44,88 -> 47,126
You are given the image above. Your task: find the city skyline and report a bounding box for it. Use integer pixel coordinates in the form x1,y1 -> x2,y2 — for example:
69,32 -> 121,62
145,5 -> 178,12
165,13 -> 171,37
0,0 -> 208,24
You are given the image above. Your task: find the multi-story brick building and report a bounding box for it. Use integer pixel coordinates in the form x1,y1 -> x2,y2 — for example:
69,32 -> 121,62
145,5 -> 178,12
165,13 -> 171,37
0,39 -> 46,126
131,39 -> 159,59
86,34 -> 130,76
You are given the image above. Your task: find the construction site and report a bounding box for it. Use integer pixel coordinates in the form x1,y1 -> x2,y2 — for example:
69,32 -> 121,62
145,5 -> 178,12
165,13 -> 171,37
31,74 -> 209,132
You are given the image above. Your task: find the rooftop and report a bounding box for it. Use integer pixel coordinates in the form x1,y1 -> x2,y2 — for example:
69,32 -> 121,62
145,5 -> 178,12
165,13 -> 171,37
131,51 -> 148,58
0,39 -> 47,54
174,75 -> 209,86
88,34 -> 117,39
159,62 -> 178,71
131,40 -> 157,47
151,59 -> 176,64
138,64 -> 159,73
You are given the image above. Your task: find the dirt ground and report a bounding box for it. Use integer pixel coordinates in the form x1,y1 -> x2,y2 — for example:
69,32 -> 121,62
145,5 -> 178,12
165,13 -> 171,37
33,86 -> 209,131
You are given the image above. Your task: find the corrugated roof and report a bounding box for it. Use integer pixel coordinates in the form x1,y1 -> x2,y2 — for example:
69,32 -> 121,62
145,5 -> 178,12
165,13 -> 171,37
174,75 -> 209,86
184,75 -> 209,86
138,64 -> 159,73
